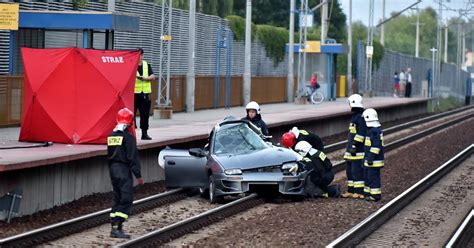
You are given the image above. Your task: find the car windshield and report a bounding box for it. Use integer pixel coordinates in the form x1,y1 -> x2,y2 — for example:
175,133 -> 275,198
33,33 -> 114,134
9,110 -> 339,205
213,123 -> 269,155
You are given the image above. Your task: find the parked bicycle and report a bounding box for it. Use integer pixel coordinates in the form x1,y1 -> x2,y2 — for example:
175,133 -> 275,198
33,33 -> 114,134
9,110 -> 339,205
304,84 -> 324,104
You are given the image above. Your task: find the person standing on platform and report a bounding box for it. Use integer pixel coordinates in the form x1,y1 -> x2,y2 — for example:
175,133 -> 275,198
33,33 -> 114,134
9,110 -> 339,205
393,71 -> 400,97
399,69 -> 406,97
134,48 -> 156,140
342,94 -> 367,199
107,108 -> 145,238
405,68 -> 412,98
362,108 -> 385,202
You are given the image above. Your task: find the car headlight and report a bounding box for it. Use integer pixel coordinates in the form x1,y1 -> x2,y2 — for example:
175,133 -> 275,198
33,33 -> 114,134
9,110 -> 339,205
282,162 -> 299,176
282,162 -> 298,170
224,168 -> 242,175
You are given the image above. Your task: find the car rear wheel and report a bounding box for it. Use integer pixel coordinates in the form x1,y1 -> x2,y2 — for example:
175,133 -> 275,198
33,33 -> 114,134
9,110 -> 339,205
209,175 -> 223,204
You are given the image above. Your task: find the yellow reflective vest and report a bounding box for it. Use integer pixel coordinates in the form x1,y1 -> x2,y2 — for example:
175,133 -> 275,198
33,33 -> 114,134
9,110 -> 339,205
135,60 -> 151,93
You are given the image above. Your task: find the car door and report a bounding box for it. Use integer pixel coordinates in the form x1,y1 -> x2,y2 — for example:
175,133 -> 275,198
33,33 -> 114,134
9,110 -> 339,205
164,149 -> 209,188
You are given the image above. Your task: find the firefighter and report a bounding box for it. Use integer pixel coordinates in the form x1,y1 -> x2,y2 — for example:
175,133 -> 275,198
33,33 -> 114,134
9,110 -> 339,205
107,108 -> 145,238
342,94 -> 367,199
242,101 -> 269,136
281,127 -> 324,152
294,141 -> 340,198
362,108 -> 385,202
134,48 -> 156,140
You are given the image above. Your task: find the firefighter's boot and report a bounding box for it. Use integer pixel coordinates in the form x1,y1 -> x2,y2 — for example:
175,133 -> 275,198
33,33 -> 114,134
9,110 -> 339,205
111,220 -> 131,239
141,130 -> 152,140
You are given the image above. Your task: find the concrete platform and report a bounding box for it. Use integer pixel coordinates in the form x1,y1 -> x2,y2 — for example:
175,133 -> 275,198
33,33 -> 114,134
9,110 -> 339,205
0,97 -> 430,218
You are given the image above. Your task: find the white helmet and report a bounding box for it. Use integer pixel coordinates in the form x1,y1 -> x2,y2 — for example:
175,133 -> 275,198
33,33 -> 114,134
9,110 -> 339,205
290,126 -> 300,138
246,101 -> 260,114
348,94 -> 363,108
294,141 -> 312,157
363,108 -> 381,127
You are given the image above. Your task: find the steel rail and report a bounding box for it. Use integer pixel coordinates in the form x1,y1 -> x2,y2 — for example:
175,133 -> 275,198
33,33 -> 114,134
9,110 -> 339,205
0,188 -> 188,248
115,193 -> 263,248
327,144 -> 474,248
331,112 -> 474,173
2,107 -> 473,247
324,105 -> 474,153
445,208 -> 474,248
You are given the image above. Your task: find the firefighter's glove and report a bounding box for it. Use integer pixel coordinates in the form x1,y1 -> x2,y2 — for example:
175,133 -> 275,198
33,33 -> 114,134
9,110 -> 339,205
367,159 -> 373,166
349,146 -> 357,156
137,177 -> 145,185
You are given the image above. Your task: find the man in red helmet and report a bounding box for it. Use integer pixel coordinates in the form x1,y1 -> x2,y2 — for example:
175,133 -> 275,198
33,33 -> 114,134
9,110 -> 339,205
281,127 -> 324,152
107,108 -> 145,239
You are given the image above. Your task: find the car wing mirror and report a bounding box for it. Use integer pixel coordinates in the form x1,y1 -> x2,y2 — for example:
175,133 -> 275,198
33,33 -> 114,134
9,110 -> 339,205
189,148 -> 206,157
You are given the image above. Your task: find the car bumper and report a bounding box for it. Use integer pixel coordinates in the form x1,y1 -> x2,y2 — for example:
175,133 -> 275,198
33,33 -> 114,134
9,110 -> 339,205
213,172 -> 308,196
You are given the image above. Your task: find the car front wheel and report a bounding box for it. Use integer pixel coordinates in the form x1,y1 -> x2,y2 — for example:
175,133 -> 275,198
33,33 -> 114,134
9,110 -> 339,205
209,175 -> 223,204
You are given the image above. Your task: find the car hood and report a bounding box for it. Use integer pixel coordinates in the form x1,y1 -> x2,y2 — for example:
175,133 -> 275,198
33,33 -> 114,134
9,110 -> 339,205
213,146 -> 300,170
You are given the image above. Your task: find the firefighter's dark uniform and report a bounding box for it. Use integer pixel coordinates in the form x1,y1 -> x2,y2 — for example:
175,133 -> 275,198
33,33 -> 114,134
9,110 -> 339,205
294,130 -> 324,151
241,114 -> 269,136
107,127 -> 142,233
343,107 -> 367,195
134,61 -> 154,137
363,126 -> 385,201
300,149 -> 337,198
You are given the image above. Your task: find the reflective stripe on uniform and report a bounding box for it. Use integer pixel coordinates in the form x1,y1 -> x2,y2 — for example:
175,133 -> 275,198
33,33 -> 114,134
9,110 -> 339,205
364,160 -> 384,167
344,152 -> 365,160
370,147 -> 380,154
364,137 -> 371,146
299,130 -> 309,135
111,211 -> 128,220
354,181 -> 365,188
349,123 -> 356,133
323,193 -> 329,198
370,188 -> 382,195
347,180 -> 354,187
364,186 -> 370,193
354,134 -> 364,142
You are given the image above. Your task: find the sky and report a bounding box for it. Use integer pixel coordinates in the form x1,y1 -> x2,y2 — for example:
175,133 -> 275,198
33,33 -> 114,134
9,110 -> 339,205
339,0 -> 472,26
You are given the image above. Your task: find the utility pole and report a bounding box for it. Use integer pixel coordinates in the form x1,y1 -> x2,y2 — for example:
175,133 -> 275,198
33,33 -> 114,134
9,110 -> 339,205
321,0 -> 328,44
287,0 -> 295,103
381,0 -> 385,45
156,0 -> 173,118
444,25 -> 448,63
347,0 -> 352,96
430,48 -> 437,98
415,6 -> 420,57
365,0 -> 375,96
185,0 -> 196,112
107,0 -> 115,12
243,0 -> 252,105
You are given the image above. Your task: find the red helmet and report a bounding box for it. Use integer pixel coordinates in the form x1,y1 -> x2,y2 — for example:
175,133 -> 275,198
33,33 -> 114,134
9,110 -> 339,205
281,132 -> 297,148
117,108 -> 133,125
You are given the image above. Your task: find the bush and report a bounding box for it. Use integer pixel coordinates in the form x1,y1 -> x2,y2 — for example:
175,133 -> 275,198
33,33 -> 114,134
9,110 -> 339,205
256,24 -> 289,66
226,15 -> 256,41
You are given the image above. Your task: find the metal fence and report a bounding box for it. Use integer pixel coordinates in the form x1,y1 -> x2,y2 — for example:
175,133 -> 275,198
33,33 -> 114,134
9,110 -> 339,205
359,48 -> 469,100
0,0 -> 288,76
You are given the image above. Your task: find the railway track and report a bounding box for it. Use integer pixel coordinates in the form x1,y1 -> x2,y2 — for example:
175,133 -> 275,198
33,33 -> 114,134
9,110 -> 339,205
445,208 -> 474,248
115,194 -> 263,247
327,144 -> 474,247
1,106 -> 473,247
0,189 -> 188,247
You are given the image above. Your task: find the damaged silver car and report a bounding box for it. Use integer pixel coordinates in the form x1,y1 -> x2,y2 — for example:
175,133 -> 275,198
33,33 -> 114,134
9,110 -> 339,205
158,117 -> 308,203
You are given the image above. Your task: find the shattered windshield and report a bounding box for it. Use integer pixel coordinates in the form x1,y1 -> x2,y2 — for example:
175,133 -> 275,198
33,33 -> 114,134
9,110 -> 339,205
213,123 -> 269,155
